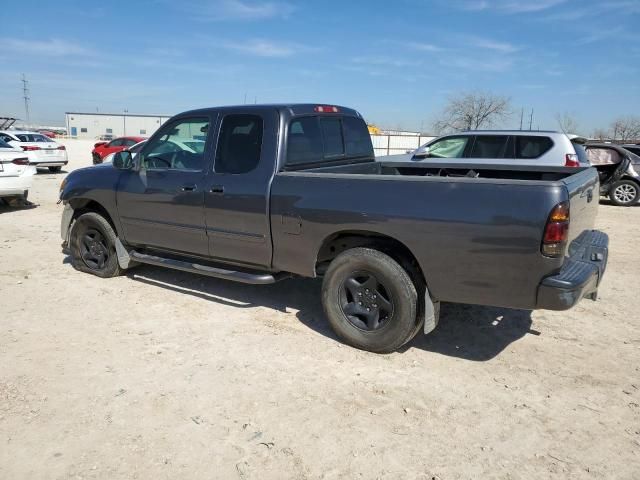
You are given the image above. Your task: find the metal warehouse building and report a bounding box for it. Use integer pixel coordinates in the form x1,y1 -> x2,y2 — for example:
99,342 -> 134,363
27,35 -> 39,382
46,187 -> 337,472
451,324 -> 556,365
65,112 -> 172,139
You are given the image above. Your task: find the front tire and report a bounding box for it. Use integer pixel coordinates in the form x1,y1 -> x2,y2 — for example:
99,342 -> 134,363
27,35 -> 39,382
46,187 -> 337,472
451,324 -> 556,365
609,179 -> 639,206
49,166 -> 62,173
92,153 -> 102,165
322,247 -> 419,353
70,212 -> 123,278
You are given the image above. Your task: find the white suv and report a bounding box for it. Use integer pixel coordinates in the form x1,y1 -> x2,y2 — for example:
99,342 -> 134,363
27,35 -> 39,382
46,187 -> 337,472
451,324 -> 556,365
411,131 -> 589,167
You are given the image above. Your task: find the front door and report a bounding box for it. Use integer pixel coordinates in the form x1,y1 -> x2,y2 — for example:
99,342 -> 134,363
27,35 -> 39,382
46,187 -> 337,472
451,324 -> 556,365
204,109 -> 278,268
116,116 -> 213,256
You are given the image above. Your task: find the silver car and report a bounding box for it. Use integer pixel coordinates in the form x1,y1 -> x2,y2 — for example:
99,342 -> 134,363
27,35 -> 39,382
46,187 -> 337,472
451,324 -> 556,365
410,130 -> 589,167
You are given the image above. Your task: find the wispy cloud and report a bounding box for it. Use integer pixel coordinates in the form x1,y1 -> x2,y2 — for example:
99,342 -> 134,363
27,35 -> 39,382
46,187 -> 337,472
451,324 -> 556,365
0,38 -> 95,57
224,39 -> 314,57
440,56 -> 513,72
403,42 -> 443,53
461,0 -> 567,13
466,36 -> 519,53
352,56 -> 416,68
178,0 -> 294,21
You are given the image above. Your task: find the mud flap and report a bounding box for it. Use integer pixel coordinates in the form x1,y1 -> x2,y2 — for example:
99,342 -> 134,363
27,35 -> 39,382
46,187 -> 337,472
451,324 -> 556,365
423,287 -> 440,335
115,238 -> 133,269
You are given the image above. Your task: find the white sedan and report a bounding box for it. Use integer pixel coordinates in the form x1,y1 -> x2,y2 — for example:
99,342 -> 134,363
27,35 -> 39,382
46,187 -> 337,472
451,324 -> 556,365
0,138 -> 36,204
0,130 -> 68,173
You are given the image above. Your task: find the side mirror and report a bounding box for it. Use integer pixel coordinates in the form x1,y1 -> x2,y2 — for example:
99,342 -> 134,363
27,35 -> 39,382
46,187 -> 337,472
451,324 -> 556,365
113,150 -> 133,170
412,146 -> 430,160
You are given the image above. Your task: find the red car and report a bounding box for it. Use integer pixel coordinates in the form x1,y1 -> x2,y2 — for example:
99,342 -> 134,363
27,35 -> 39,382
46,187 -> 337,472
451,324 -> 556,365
92,136 -> 146,164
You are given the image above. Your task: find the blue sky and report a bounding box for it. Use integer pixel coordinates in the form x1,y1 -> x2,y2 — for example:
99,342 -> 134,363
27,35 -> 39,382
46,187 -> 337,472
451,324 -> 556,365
1,0 -> 639,133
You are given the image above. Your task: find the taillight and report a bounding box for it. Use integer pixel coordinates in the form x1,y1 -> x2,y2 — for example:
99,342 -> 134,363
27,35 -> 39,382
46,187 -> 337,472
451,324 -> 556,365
542,201 -> 570,257
22,145 -> 41,151
57,145 -> 66,150
314,105 -> 339,113
12,157 -> 30,165
565,154 -> 580,167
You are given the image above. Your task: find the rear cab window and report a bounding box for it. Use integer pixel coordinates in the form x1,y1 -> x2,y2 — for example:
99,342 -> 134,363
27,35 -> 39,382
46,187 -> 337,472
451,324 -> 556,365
284,115 -> 373,170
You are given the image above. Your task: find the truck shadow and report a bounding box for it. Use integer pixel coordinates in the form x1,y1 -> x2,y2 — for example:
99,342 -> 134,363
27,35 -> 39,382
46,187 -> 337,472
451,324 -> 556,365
128,266 -> 533,362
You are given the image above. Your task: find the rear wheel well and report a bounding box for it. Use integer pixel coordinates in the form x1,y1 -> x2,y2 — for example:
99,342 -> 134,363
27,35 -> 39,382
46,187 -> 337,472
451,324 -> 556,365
316,231 -> 426,287
70,200 -> 118,234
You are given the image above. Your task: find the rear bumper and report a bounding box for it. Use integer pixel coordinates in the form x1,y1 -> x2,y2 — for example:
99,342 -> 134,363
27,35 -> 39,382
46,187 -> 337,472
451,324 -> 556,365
536,230 -> 608,310
32,160 -> 68,167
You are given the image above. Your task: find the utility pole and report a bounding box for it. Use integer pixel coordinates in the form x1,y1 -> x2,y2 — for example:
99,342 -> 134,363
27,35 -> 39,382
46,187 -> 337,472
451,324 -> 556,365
21,74 -> 31,127
123,109 -> 128,136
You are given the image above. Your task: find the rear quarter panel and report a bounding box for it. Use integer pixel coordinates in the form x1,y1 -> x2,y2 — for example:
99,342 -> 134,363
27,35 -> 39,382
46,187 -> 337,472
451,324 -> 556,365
270,173 -> 568,309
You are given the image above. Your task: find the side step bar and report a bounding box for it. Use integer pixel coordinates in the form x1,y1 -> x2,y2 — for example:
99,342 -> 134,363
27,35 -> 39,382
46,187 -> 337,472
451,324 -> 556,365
129,250 -> 287,285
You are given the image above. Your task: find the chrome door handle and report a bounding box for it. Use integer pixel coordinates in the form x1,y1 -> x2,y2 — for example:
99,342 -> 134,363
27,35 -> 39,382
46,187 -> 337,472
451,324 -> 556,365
210,185 -> 224,194
181,184 -> 197,192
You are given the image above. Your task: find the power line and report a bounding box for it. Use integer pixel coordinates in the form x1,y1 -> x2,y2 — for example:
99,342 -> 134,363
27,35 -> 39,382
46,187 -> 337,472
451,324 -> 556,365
21,74 -> 31,126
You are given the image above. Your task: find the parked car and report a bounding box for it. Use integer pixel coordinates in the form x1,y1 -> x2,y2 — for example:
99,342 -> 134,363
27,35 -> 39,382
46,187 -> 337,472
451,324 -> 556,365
585,143 -> 640,206
92,136 -> 146,164
37,130 -> 57,138
620,144 -> 640,157
102,140 -> 147,164
0,130 -> 68,172
408,131 -> 589,167
0,138 -> 35,204
59,104 -> 608,353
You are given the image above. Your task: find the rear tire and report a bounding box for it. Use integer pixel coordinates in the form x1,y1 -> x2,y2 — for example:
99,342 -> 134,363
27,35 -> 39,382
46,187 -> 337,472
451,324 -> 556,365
49,166 -> 62,173
92,154 -> 102,165
70,212 -> 124,278
609,180 -> 639,206
321,247 -> 419,353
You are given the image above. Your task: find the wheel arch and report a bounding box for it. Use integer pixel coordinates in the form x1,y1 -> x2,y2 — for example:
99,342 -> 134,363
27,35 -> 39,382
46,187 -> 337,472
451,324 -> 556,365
69,198 -> 119,235
315,230 -> 428,289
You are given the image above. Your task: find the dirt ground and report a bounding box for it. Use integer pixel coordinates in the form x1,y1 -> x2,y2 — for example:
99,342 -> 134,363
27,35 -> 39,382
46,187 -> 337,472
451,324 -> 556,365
1,139 -> 639,480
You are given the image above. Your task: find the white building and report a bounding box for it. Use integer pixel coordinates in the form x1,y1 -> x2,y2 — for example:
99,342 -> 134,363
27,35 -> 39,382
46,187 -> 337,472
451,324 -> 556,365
65,112 -> 172,139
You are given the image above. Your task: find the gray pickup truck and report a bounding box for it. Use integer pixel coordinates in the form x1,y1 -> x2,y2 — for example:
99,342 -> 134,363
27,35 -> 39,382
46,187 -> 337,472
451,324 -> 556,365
59,104 -> 608,353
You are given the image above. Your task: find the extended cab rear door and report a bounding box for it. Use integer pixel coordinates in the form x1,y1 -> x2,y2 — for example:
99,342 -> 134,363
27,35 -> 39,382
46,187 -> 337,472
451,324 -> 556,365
203,108 -> 279,268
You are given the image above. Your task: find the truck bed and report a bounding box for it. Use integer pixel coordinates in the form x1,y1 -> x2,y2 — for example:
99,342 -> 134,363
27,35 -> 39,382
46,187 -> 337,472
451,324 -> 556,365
269,161 -> 599,310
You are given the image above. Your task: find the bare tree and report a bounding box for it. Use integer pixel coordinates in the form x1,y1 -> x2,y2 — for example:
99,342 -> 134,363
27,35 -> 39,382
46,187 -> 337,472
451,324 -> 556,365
555,112 -> 579,134
433,91 -> 512,133
591,128 -> 609,141
610,116 -> 640,142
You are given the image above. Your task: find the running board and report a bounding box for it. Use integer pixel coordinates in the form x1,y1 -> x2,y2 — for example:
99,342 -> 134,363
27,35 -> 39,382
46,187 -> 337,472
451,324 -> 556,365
129,251 -> 286,284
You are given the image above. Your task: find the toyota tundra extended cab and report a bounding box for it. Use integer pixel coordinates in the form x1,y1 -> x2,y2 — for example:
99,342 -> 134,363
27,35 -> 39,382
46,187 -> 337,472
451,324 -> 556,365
59,104 -> 608,353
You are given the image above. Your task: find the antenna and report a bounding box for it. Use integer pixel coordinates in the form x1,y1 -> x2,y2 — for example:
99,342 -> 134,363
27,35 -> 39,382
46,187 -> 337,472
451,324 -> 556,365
519,108 -> 524,130
21,74 -> 31,126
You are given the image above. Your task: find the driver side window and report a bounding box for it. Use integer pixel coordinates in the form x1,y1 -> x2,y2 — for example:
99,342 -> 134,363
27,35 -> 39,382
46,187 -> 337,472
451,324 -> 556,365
140,117 -> 209,171
428,136 -> 469,158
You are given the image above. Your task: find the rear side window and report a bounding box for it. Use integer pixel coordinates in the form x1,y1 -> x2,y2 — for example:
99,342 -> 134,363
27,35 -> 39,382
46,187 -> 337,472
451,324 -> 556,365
516,136 -> 553,159
286,115 -> 374,168
468,136 -> 509,158
215,114 -> 263,174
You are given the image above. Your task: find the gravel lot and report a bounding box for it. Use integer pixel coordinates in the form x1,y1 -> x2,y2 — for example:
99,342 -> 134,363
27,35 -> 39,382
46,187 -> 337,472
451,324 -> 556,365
1,139 -> 639,479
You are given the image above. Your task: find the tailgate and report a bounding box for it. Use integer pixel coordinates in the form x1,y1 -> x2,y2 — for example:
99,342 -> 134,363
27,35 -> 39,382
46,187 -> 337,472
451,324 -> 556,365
562,167 -> 599,245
